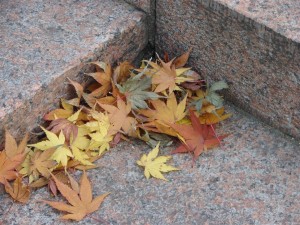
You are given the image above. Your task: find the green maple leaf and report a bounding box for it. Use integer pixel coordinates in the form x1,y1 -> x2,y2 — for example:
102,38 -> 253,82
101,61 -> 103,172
116,67 -> 161,110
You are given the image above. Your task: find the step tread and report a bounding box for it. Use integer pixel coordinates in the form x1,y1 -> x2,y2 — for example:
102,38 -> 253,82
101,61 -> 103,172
0,0 -> 147,140
216,0 -> 300,43
1,103 -> 299,224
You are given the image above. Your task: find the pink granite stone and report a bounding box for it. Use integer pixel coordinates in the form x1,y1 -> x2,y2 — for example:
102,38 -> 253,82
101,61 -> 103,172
155,0 -> 300,140
1,104 -> 299,224
125,0 -> 155,46
0,0 -> 148,144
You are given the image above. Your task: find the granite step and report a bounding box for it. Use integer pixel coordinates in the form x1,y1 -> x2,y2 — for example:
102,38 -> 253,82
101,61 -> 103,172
1,103 -> 299,224
0,0 -> 148,143
155,0 -> 300,140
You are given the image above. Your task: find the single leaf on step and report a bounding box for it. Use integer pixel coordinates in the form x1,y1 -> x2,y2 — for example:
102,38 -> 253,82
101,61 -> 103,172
136,143 -> 179,181
4,176 -> 30,203
43,172 -> 109,221
171,110 -> 227,161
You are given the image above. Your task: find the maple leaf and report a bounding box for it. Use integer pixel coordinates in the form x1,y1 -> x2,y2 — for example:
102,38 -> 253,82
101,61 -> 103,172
43,172 -> 109,221
66,79 -> 85,107
191,81 -> 228,111
4,130 -> 28,159
19,149 -> 57,183
171,110 -> 227,161
116,68 -> 160,110
44,99 -> 74,121
86,61 -> 112,98
136,143 -> 179,181
198,107 -> 232,125
47,109 -> 83,143
139,93 -> 187,136
99,97 -> 137,135
113,61 -> 134,84
147,56 -> 193,93
28,128 -> 73,167
83,112 -> 113,156
173,48 -> 192,68
4,176 -> 30,203
0,150 -> 24,184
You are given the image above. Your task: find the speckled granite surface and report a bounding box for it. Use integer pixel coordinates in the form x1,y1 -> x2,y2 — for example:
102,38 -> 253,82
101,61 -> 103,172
1,104 -> 299,224
217,0 -> 300,42
125,0 -> 155,46
156,0 -> 300,140
0,0 -> 148,143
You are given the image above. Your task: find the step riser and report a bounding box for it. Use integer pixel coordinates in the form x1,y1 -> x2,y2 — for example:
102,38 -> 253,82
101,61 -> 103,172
155,0 -> 300,139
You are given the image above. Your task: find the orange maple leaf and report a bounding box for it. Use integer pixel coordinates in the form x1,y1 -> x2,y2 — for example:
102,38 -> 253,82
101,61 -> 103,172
43,172 -> 109,221
0,151 -> 24,184
138,93 -> 187,136
171,110 -> 227,161
150,58 -> 178,93
99,97 -> 137,136
86,61 -> 112,98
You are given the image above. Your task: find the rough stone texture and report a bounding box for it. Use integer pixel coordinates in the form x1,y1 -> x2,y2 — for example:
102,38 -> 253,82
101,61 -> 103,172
125,0 -> 156,47
0,0 -> 148,143
155,0 -> 300,139
1,104 -> 299,224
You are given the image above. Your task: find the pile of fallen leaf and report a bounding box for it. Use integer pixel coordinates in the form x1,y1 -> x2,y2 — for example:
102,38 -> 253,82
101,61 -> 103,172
0,50 -> 231,221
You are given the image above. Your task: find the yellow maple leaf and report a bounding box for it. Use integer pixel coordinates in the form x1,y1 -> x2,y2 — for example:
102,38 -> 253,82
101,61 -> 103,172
44,99 -> 74,121
82,111 -> 113,156
136,143 -> 179,181
139,93 -> 187,136
28,128 -> 73,167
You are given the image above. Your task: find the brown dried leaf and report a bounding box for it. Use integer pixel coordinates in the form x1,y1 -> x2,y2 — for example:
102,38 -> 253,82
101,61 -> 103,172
5,177 -> 30,203
43,172 -> 109,221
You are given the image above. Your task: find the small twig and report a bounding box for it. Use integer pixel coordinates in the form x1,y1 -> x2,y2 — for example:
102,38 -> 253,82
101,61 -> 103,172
88,215 -> 110,225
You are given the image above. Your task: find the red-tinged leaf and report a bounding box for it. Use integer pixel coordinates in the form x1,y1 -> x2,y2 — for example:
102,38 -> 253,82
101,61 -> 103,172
171,110 -> 227,161
173,48 -> 192,68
